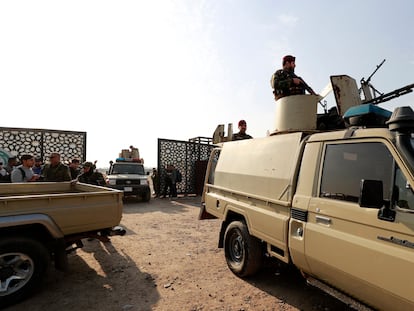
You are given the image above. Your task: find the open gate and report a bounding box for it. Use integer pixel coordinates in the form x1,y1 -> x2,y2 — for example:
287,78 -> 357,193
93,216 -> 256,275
157,137 -> 213,195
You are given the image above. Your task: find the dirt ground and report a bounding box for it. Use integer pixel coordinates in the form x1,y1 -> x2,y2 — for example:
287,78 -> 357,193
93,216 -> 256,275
6,196 -> 354,311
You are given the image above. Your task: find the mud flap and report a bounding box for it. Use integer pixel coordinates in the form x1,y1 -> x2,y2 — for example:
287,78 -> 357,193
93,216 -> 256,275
54,238 -> 69,271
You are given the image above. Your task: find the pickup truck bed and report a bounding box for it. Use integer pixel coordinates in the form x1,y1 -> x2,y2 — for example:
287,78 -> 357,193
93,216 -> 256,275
0,182 -> 124,308
0,182 -> 123,235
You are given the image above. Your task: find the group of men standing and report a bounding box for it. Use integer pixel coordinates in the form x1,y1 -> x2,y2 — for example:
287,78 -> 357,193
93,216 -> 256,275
150,164 -> 181,199
0,152 -> 105,186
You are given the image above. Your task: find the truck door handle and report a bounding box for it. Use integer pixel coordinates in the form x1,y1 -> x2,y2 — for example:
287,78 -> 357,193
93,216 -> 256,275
315,215 -> 331,225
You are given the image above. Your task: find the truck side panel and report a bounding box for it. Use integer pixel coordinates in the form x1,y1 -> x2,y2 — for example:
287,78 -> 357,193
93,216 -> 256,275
204,133 -> 304,261
213,133 -> 303,202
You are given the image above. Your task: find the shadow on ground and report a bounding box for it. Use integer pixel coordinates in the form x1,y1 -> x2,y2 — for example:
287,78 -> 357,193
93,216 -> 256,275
121,195 -> 201,215
6,239 -> 159,311
243,257 -> 358,310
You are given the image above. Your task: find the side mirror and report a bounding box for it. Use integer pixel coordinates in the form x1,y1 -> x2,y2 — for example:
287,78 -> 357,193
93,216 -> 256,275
360,179 -> 396,222
359,179 -> 383,208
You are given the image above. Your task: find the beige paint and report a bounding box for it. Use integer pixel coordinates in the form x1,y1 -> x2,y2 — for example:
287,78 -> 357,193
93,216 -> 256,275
203,126 -> 414,310
0,182 -> 123,235
274,94 -> 321,132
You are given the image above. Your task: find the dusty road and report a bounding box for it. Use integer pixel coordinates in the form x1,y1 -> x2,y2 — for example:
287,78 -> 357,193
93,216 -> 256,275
6,196 -> 353,311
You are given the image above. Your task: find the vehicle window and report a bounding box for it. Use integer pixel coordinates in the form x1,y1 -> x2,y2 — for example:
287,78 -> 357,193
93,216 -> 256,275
320,142 -> 393,203
394,167 -> 414,210
112,164 -> 144,175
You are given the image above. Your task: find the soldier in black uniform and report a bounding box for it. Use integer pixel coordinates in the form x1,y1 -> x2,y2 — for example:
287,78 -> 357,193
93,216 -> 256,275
77,161 -> 106,186
271,55 -> 316,100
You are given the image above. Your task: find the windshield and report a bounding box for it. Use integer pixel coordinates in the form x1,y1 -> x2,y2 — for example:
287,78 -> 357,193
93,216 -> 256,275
111,164 -> 145,175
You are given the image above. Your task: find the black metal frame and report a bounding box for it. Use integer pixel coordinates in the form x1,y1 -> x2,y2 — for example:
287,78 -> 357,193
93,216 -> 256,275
157,137 -> 213,195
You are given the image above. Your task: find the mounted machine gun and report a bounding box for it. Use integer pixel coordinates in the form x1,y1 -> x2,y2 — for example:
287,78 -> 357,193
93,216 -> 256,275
360,59 -> 414,105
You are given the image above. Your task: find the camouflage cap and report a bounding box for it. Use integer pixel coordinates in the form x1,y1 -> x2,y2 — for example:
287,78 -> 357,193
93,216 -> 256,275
83,161 -> 93,167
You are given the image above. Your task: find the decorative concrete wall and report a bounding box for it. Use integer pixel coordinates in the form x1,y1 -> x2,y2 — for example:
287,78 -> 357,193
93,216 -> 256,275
0,127 -> 86,164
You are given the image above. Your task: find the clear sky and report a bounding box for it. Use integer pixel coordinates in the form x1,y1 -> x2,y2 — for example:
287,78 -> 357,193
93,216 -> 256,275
1,0 -> 413,168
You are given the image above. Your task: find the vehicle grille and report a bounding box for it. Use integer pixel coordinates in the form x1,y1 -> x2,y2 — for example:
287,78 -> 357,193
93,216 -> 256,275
116,179 -> 140,185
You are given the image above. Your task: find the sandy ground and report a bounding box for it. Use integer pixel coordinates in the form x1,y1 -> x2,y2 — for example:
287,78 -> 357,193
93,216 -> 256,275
6,196 -> 354,311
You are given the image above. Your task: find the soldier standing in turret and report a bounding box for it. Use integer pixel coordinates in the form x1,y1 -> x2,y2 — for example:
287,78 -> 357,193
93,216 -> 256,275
232,120 -> 253,141
271,55 -> 316,100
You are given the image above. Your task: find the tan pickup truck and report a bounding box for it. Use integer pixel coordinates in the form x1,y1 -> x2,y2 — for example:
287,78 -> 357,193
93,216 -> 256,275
200,85 -> 414,310
0,182 -> 124,308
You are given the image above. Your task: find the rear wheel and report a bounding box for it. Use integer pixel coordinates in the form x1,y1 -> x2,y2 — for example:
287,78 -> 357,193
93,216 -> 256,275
224,221 -> 262,277
0,237 -> 50,308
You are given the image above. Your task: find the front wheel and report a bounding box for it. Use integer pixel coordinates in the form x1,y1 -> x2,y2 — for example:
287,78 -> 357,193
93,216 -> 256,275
142,189 -> 151,202
224,221 -> 262,277
0,237 -> 50,308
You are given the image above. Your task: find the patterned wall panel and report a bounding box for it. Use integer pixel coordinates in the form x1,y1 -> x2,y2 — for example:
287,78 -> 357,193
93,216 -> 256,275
158,138 -> 213,195
42,131 -> 86,163
0,129 -> 42,159
0,127 -> 86,164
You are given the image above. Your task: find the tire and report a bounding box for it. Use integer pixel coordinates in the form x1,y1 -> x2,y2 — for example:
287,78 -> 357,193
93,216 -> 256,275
224,221 -> 262,277
142,189 -> 151,202
0,237 -> 50,308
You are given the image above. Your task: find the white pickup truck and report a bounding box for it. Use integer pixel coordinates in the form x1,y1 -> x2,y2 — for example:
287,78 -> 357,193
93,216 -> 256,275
0,181 -> 124,308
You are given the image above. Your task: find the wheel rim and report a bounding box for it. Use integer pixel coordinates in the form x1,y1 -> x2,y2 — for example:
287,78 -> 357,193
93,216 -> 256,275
228,230 -> 244,264
0,252 -> 34,296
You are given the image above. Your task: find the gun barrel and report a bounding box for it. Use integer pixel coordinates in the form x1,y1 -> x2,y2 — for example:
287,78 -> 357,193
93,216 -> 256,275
364,83 -> 414,105
365,59 -> 386,83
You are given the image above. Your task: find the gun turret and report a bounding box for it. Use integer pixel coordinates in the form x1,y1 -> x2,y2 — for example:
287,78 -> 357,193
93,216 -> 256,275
358,59 -> 414,106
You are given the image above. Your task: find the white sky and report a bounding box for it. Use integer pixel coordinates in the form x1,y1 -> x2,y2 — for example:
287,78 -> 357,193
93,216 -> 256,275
1,0 -> 414,168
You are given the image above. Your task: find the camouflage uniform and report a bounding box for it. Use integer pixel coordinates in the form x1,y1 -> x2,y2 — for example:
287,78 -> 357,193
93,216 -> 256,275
78,170 -> 106,186
271,69 -> 305,100
42,162 -> 71,181
232,132 -> 253,141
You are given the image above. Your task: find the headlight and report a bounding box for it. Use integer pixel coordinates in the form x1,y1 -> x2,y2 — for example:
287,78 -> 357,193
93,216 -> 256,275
142,179 -> 149,185
108,179 -> 116,185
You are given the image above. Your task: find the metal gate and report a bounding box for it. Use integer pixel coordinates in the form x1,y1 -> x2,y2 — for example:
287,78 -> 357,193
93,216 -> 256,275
157,137 -> 213,195
0,126 -> 87,164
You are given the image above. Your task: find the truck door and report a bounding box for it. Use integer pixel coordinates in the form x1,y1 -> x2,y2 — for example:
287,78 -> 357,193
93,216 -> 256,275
304,141 -> 414,310
200,148 -> 222,219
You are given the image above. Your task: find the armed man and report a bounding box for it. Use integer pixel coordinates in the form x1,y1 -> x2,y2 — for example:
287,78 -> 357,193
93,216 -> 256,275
271,55 -> 316,100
